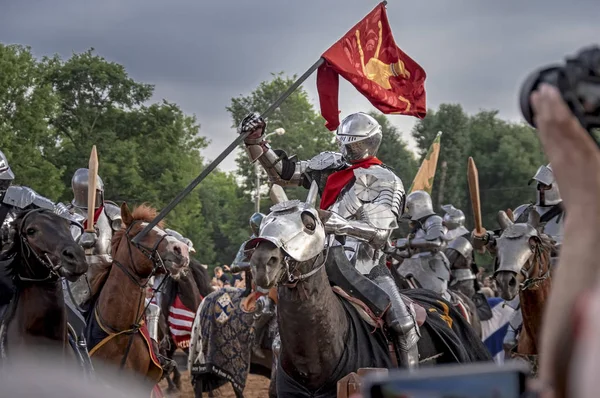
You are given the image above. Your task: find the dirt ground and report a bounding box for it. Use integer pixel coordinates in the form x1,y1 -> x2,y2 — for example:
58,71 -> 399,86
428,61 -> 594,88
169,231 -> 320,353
160,371 -> 271,398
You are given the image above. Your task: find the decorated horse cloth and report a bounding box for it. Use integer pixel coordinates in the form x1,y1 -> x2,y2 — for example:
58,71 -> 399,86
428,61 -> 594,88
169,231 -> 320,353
85,306 -> 163,383
151,294 -> 197,350
276,297 -> 393,398
189,287 -> 255,395
402,289 -> 491,363
481,297 -> 515,363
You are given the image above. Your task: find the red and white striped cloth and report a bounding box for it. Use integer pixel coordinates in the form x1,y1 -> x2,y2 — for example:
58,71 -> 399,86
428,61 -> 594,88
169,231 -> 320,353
167,295 -> 197,349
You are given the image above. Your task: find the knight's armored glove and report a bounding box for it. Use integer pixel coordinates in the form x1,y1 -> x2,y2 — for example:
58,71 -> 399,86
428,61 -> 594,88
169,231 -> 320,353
320,209 -> 389,246
471,230 -> 494,251
238,112 -> 266,144
79,231 -> 97,250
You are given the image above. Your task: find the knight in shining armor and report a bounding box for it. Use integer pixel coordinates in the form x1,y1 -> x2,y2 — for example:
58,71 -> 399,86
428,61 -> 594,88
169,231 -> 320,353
232,212 -> 275,360
0,149 -> 81,251
65,168 -> 123,311
238,112 -> 420,368
471,164 -> 563,352
392,190 -> 452,301
441,204 -> 478,296
472,164 -> 563,258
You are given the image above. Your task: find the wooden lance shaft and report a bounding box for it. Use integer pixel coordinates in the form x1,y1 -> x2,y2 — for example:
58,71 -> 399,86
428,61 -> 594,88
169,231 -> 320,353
467,157 -> 487,254
132,57 -> 325,244
86,146 -> 99,234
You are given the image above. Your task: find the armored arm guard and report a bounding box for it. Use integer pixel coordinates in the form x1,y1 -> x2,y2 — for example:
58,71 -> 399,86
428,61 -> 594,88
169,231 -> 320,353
324,167 -> 404,247
103,201 -> 123,232
396,215 -> 447,252
3,186 -> 82,225
2,185 -> 57,212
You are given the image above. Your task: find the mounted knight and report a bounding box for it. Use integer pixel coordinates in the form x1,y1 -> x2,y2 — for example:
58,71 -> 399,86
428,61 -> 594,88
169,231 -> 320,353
0,149 -> 81,252
472,164 -> 563,261
441,204 -> 479,297
391,190 -> 452,300
64,168 -> 122,310
238,111 -> 420,367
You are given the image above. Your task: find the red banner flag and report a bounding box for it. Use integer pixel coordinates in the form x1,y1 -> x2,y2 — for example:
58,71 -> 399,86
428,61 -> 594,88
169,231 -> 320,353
317,2 -> 427,130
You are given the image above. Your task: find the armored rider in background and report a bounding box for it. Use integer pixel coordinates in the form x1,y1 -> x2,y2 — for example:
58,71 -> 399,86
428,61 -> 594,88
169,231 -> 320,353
472,164 -> 563,259
441,204 -> 478,295
472,164 -> 563,352
239,112 -> 420,368
65,168 -> 123,311
392,190 -> 452,300
0,149 -> 80,251
231,212 -> 275,359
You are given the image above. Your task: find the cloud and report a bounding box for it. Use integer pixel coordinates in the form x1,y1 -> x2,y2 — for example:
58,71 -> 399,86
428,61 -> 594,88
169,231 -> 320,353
1,0 -> 598,169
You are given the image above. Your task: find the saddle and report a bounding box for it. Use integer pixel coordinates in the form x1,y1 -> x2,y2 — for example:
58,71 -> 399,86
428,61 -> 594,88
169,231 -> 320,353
325,246 -> 427,329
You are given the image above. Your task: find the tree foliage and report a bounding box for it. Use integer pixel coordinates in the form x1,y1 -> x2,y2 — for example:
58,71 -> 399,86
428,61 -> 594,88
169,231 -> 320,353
0,44 -> 251,270
1,42 -> 552,273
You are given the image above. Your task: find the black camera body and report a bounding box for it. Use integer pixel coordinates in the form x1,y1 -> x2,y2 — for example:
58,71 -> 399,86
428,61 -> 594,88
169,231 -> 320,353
520,45 -> 600,134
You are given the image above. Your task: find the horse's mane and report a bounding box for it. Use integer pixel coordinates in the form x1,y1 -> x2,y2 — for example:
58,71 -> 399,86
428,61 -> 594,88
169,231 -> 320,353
89,203 -> 165,298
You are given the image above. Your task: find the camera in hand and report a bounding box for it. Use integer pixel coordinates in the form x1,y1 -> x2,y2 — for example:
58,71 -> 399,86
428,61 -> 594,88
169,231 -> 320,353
520,45 -> 600,134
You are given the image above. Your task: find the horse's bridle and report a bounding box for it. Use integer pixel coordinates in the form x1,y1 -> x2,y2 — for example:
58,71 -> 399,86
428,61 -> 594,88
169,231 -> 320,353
494,239 -> 551,292
279,244 -> 330,289
519,242 -> 551,291
94,220 -> 171,371
16,208 -> 70,283
112,220 -> 169,289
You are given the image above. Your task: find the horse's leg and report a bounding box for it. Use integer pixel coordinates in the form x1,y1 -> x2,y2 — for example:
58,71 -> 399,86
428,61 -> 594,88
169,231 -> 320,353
193,376 -> 204,398
172,366 -> 182,391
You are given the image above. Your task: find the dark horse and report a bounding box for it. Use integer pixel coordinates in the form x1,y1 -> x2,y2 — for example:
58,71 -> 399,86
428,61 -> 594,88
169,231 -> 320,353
85,203 -> 190,394
158,258 -> 211,393
0,208 -> 88,366
248,183 -> 491,397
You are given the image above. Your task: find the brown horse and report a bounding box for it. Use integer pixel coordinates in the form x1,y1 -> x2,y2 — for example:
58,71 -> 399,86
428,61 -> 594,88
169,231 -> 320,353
86,203 -> 190,391
0,208 -> 87,364
493,210 -> 553,373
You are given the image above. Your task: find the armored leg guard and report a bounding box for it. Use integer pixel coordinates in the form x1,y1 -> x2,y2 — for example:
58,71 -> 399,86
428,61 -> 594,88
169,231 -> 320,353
369,265 -> 420,369
252,296 -> 275,359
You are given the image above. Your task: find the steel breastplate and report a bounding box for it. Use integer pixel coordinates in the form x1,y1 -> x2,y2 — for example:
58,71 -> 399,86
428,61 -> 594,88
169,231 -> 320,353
329,183 -> 382,274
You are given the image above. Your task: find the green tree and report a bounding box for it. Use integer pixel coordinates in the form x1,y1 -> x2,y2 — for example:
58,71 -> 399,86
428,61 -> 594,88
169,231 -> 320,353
467,110 -> 546,229
411,104 -> 471,213
0,44 -> 63,197
227,72 -> 336,206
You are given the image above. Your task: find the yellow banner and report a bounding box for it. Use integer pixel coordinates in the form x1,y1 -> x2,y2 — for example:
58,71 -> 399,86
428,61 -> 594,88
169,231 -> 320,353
408,131 -> 442,195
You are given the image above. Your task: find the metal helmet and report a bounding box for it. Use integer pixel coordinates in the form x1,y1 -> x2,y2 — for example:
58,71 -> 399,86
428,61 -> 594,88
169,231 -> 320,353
71,168 -> 104,209
404,190 -> 435,221
336,112 -> 382,163
0,149 -> 15,192
441,204 -> 465,230
530,164 -> 561,206
249,212 -> 265,236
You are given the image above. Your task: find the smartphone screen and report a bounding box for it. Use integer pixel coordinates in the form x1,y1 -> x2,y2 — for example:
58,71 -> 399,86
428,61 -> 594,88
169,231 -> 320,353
366,361 -> 527,398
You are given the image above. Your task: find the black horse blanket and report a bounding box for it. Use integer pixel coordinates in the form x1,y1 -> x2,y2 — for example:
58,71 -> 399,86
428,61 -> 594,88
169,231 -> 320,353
277,288 -> 491,398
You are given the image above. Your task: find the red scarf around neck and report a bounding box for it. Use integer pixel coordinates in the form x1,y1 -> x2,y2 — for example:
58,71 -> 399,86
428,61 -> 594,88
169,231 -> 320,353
83,205 -> 104,230
320,157 -> 383,210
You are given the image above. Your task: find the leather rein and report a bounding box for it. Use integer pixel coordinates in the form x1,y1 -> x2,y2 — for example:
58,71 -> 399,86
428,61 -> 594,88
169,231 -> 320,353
93,220 -> 169,370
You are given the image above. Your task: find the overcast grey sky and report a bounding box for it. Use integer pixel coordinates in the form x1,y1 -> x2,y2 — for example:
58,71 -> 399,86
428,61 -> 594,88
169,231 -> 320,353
1,0 -> 598,171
